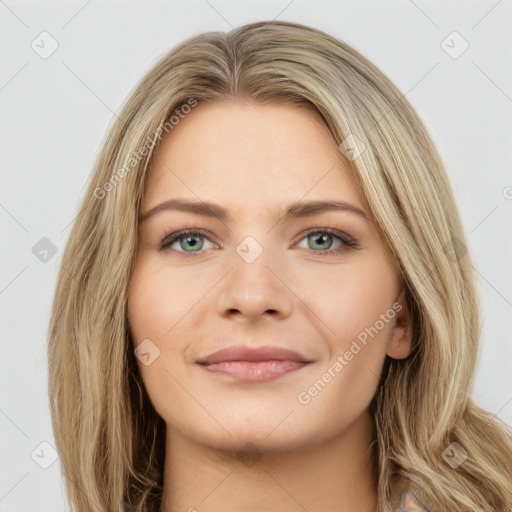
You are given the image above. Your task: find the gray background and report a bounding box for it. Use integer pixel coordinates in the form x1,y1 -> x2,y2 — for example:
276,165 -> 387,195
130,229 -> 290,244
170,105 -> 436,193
0,1 -> 511,510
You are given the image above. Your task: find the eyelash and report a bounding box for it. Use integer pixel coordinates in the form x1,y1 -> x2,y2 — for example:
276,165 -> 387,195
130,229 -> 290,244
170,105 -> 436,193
158,227 -> 359,256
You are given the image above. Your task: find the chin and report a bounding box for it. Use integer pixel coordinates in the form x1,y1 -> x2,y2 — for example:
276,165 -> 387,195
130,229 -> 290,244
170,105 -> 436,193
186,419 -> 319,455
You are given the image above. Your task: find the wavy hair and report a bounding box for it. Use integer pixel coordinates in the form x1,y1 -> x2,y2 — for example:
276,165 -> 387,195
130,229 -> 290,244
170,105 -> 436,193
47,20 -> 512,511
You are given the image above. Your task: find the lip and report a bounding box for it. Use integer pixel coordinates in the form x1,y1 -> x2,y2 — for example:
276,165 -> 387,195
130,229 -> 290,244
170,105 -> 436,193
196,345 -> 313,365
195,345 -> 314,383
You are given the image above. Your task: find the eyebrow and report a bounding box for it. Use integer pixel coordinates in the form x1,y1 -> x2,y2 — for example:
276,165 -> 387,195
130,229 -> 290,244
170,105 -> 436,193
139,198 -> 369,223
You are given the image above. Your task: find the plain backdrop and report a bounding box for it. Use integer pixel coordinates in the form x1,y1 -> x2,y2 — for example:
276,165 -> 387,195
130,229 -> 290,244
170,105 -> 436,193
0,1 -> 511,510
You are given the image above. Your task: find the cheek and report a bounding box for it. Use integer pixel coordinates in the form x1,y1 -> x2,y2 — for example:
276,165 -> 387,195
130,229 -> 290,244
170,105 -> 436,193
128,261 -> 198,344
326,261 -> 397,394
127,259 -> 211,381
294,265 -> 397,428
300,256 -> 398,350
127,262 -> 194,419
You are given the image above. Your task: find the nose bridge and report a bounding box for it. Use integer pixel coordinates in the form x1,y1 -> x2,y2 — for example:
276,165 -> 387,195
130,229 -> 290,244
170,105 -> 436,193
215,231 -> 293,320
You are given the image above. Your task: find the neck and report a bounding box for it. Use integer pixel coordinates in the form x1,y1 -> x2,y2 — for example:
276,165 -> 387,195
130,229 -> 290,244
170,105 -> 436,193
160,409 -> 378,512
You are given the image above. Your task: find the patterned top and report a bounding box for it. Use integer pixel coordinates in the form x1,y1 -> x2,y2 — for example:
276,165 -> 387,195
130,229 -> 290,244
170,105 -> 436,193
395,488 -> 431,511
389,474 -> 432,512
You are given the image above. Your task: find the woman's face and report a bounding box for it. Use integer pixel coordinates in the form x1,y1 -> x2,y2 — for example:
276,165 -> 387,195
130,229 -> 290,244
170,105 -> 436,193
127,100 -> 411,453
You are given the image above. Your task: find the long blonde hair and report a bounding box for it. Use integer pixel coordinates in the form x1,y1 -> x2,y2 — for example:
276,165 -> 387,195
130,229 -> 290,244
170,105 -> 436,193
47,20 -> 512,511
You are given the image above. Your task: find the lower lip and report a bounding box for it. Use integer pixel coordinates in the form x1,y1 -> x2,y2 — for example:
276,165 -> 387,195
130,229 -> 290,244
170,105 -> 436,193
198,360 -> 310,382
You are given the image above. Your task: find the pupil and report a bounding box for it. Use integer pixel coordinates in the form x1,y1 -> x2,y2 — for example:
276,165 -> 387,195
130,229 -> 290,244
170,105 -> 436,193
182,236 -> 201,251
312,234 -> 331,249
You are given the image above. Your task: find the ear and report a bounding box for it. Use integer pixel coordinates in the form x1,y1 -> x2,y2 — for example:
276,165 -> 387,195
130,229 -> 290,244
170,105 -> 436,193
386,288 -> 413,360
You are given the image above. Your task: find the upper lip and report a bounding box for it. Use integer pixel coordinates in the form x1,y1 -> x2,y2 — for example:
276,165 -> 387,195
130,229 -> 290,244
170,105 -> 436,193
196,345 -> 314,365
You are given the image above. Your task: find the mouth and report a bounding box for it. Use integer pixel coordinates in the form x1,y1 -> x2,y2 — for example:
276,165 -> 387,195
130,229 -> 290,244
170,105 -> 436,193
195,345 -> 314,383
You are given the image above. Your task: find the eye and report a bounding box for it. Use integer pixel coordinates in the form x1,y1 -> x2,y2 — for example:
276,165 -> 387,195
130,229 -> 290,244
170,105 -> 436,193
159,229 -> 219,254
293,228 -> 359,255
159,227 -> 359,256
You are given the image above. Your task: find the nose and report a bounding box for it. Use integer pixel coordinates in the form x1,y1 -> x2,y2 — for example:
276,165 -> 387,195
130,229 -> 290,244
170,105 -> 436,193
215,241 -> 293,322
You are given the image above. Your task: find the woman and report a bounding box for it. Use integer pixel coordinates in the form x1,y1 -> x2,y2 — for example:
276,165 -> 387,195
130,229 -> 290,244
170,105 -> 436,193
47,20 -> 512,512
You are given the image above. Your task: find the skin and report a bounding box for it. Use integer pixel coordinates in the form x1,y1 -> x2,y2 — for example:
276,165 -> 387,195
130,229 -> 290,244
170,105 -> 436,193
127,100 -> 412,512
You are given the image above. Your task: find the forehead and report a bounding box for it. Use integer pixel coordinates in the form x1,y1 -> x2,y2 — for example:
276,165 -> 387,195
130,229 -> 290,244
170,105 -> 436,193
142,100 -> 365,212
